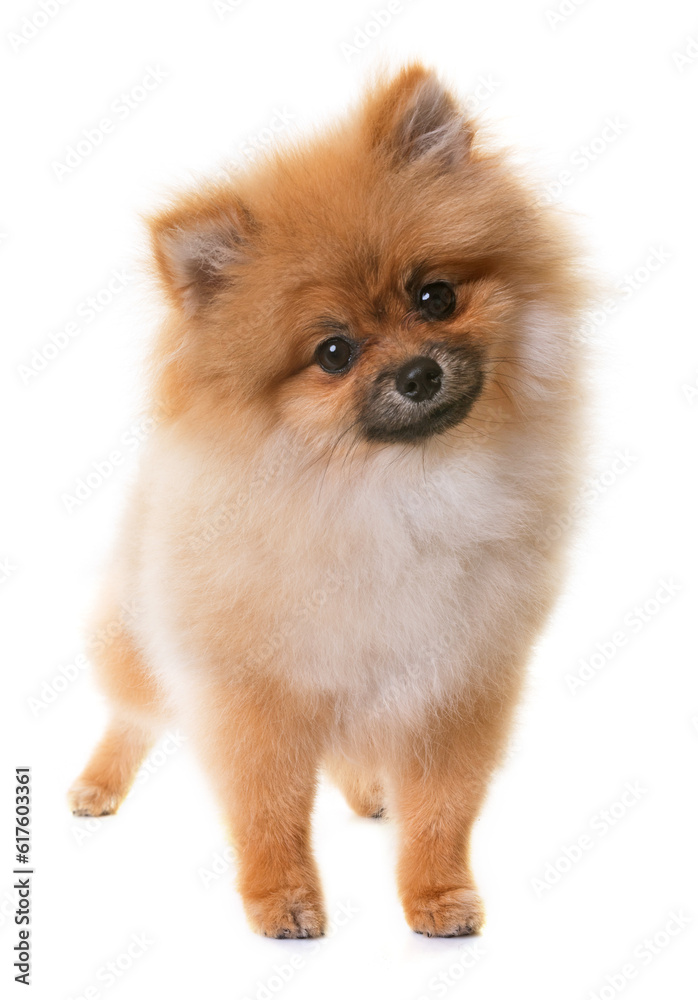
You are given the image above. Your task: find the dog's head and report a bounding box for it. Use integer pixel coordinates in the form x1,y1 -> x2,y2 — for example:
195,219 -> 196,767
148,64 -> 582,454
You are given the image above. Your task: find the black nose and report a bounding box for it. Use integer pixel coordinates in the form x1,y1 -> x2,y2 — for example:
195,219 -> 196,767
395,357 -> 443,402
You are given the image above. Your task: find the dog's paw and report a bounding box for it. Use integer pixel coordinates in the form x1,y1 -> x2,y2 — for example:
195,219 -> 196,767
346,784 -> 385,819
67,780 -> 122,817
349,794 -> 385,819
405,888 -> 485,937
245,887 -> 326,939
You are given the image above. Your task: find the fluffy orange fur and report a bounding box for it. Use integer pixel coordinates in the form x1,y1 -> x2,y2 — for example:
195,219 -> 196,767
69,64 -> 588,938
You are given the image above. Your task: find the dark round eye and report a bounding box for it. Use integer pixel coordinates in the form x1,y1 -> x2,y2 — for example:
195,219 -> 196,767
315,336 -> 354,373
418,281 -> 456,320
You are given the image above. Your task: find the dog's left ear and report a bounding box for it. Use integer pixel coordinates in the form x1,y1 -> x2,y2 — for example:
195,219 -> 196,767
364,63 -> 472,171
147,189 -> 256,316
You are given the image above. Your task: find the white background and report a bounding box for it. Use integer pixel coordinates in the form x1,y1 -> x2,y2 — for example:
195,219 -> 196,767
2,0 -> 697,997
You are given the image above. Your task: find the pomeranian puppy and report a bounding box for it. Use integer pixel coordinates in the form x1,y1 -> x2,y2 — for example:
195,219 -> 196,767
69,64 -> 587,938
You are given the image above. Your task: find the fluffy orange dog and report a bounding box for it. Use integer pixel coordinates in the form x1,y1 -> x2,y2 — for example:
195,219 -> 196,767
69,64 -> 587,938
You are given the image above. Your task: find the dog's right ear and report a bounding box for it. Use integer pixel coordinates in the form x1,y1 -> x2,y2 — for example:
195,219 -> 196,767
147,188 -> 256,316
